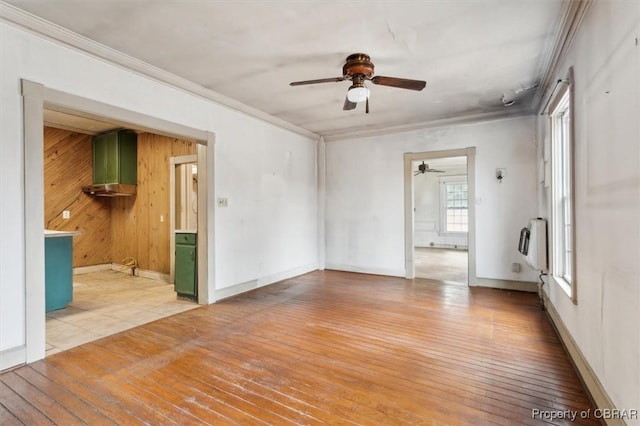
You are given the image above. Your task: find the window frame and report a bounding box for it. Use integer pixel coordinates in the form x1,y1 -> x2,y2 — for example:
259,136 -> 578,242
439,175 -> 468,236
548,68 -> 577,304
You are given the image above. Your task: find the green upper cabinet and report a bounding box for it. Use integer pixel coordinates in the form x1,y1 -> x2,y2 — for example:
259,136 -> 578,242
93,130 -> 137,185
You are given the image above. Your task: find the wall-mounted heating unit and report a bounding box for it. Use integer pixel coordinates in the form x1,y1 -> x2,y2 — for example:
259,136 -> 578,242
518,218 -> 548,272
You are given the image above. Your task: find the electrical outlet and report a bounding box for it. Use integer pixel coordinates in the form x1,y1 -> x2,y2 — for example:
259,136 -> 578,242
62,210 -> 70,219
217,198 -> 229,207
512,262 -> 521,273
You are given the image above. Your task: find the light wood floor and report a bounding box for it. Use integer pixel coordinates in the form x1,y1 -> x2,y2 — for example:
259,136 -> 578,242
415,247 -> 468,284
1,270 -> 597,425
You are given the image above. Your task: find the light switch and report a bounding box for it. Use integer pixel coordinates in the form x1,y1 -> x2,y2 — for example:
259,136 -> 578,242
62,210 -> 70,219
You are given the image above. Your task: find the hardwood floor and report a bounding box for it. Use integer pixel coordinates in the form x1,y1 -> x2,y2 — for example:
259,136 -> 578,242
415,247 -> 468,284
0,270 -> 597,425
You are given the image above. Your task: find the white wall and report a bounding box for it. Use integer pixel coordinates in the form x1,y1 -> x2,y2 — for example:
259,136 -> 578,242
325,116 -> 539,282
0,22 -> 318,368
536,1 -> 640,419
414,165 -> 468,248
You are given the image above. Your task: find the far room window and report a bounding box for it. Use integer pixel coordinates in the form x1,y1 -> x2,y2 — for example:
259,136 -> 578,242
549,71 -> 576,302
440,176 -> 468,233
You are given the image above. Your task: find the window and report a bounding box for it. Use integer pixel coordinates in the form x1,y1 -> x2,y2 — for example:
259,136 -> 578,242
440,176 -> 468,233
549,73 -> 576,302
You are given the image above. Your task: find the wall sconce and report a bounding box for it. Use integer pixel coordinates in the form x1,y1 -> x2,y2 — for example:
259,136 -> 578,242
496,168 -> 506,183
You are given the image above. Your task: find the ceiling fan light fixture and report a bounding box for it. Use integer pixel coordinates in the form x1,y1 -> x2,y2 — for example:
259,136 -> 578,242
347,85 -> 370,103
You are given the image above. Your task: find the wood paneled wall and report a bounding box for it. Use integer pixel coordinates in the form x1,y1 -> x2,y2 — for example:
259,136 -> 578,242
44,127 -> 112,267
44,127 -> 196,272
111,133 -> 196,274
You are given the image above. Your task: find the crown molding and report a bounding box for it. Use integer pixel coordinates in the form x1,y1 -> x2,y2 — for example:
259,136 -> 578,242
323,106 -> 533,142
533,0 -> 593,113
0,2 -> 319,140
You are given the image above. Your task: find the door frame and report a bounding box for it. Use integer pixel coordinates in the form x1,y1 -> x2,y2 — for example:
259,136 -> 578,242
403,147 -> 477,284
169,155 -> 198,284
21,79 -> 213,363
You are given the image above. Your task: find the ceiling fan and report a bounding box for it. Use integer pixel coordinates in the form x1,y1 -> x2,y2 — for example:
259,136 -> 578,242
289,53 -> 426,113
414,161 -> 444,176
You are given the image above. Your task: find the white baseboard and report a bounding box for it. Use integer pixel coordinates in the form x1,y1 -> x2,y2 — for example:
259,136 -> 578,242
214,279 -> 259,302
0,345 -> 25,373
214,263 -> 318,302
324,263 -> 405,278
543,293 -> 625,426
257,263 -> 318,287
471,277 -> 537,292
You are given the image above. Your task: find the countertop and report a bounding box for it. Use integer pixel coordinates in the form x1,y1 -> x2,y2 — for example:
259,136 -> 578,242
45,230 -> 80,238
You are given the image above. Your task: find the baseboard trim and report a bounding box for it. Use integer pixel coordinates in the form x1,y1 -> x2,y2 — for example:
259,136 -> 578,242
75,264 -> 171,283
215,264 -> 319,302
257,263 -> 318,288
471,277 -> 537,292
543,293 -> 625,426
110,264 -> 170,283
324,263 -> 405,278
73,264 -> 111,275
0,345 -> 25,373
215,279 -> 259,302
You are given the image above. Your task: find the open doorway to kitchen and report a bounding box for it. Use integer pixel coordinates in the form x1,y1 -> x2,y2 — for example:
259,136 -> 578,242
412,156 -> 468,284
23,80 -> 212,362
42,123 -> 201,356
404,148 -> 476,285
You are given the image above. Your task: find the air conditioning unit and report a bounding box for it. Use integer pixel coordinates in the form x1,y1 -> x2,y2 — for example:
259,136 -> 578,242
518,218 -> 548,272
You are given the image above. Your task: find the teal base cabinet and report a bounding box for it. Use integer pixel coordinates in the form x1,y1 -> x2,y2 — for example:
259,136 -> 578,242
45,236 -> 73,312
175,233 -> 197,297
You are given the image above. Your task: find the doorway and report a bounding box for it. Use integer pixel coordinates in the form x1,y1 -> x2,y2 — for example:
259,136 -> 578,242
22,80 -> 213,363
170,155 -> 198,285
42,124 -> 202,355
412,156 -> 468,284
404,148 -> 476,284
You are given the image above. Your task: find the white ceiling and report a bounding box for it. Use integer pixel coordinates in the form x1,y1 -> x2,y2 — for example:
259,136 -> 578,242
7,1 -> 566,139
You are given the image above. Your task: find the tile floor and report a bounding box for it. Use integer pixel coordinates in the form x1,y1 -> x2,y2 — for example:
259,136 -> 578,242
46,270 -> 198,356
414,247 -> 468,284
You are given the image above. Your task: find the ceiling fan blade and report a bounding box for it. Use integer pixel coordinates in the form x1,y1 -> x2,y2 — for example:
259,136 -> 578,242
414,171 -> 421,176
370,76 -> 426,91
343,96 -> 357,111
428,169 -> 445,173
290,77 -> 345,86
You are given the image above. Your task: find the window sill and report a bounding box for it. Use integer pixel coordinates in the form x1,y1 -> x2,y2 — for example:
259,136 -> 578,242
552,275 -> 573,301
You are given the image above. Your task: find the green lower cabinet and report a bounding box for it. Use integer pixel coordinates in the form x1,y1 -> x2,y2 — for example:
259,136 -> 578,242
175,233 -> 197,297
45,236 -> 73,312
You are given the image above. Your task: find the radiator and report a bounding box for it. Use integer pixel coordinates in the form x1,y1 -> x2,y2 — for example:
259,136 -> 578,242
518,218 -> 548,271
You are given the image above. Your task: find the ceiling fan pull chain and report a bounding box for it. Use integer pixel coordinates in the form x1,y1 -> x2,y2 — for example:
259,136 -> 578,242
366,97 -> 369,114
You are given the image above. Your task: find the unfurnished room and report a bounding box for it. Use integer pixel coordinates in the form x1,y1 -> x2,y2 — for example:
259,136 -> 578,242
0,1 -> 638,424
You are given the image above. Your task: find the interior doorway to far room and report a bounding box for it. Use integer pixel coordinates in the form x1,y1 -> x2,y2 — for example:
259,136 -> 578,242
413,156 -> 468,284
405,148 -> 475,285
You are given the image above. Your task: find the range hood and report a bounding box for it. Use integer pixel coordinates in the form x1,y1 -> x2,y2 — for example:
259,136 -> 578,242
83,129 -> 137,197
82,183 -> 136,197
